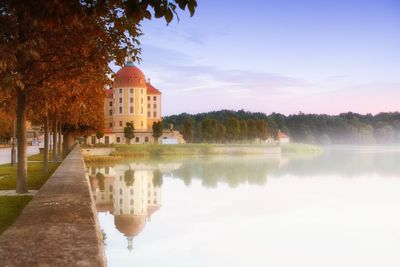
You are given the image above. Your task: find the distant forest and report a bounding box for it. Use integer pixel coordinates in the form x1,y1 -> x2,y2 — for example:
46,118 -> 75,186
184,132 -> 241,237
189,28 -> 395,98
163,110 -> 400,144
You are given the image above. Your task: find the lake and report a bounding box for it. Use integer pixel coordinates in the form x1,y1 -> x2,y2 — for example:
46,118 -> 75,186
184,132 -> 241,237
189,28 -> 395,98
87,146 -> 400,267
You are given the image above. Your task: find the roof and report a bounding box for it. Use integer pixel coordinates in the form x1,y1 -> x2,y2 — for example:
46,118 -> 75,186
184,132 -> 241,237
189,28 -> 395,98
104,128 -> 114,134
114,214 -> 147,237
105,89 -> 113,98
146,82 -> 161,95
278,131 -> 289,139
147,205 -> 160,217
113,62 -> 146,88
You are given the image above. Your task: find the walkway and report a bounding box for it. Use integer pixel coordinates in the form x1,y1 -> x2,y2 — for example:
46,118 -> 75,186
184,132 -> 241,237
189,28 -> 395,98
0,145 -> 106,266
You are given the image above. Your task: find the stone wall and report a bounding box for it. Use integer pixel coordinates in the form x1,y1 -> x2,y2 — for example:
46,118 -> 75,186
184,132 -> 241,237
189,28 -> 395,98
0,145 -> 106,266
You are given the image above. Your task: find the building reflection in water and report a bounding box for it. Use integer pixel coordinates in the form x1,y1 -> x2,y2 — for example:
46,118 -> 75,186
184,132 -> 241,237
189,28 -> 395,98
89,163 -> 179,252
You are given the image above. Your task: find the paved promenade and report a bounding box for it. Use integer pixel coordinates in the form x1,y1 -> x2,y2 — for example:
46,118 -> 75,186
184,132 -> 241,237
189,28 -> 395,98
0,146 -> 40,165
0,145 -> 106,266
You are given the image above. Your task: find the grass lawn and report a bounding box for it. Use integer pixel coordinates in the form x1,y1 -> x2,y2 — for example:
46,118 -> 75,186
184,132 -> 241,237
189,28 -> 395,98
27,152 -> 55,161
0,196 -> 32,234
0,162 -> 60,190
281,143 -> 323,154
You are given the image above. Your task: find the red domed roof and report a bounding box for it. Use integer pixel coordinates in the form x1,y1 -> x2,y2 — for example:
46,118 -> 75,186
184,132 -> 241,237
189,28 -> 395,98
114,214 -> 147,237
114,62 -> 146,88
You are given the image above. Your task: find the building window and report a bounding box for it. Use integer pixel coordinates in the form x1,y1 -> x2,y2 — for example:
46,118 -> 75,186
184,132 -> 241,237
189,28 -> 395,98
91,136 -> 96,144
135,137 -> 139,143
119,199 -> 123,204
147,111 -> 150,117
141,107 -> 143,114
147,103 -> 150,108
153,103 -> 157,108
141,121 -> 143,127
130,189 -> 134,195
130,106 -> 134,114
153,111 -> 157,117
119,121 -> 122,127
119,107 -> 122,114
109,122 -> 112,128
141,98 -> 143,104
119,97 -> 122,103
141,89 -> 143,94
119,188 -> 123,195
130,88 -> 133,94
145,137 -> 149,143
119,89 -> 122,94
147,96 -> 150,100
105,136 -> 109,144
109,101 -> 112,107
106,168 -> 110,175
116,137 -> 120,143
153,96 -> 157,101
130,97 -> 134,103
109,110 -> 112,116
130,199 -> 134,205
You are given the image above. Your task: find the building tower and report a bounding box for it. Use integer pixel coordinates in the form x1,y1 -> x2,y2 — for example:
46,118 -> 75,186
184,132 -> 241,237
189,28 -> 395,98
112,61 -> 148,134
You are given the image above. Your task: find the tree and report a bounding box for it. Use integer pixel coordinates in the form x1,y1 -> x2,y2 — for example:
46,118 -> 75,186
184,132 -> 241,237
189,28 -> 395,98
201,118 -> 217,142
96,131 -> 104,143
181,119 -> 193,143
255,119 -> 268,142
239,120 -> 248,142
0,0 -> 197,193
124,168 -> 135,186
152,121 -> 163,144
153,169 -> 163,187
215,123 -> 226,143
124,122 -> 135,144
225,117 -> 240,142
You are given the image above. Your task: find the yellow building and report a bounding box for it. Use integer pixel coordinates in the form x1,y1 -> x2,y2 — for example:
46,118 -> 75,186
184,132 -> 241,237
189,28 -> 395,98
88,61 -> 185,145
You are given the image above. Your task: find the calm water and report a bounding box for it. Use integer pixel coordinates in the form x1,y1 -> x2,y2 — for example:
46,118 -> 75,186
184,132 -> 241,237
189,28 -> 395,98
87,146 -> 400,267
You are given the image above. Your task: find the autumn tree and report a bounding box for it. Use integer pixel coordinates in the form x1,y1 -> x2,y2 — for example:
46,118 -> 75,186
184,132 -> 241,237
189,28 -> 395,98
124,122 -> 135,144
0,0 -> 197,193
152,121 -> 163,144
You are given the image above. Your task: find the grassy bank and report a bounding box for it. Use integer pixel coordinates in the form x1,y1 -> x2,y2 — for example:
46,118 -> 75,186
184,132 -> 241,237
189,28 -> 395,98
0,196 -> 32,234
0,162 -> 60,190
281,143 -> 323,154
83,143 -> 322,163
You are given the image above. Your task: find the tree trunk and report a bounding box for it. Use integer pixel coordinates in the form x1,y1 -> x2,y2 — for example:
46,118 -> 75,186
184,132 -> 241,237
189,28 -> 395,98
154,137 -> 158,144
57,121 -> 62,159
52,117 -> 57,162
43,116 -> 49,173
16,89 -> 27,193
62,132 -> 75,157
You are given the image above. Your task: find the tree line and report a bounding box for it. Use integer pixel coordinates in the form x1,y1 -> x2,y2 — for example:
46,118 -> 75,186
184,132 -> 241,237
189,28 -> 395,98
164,110 -> 400,144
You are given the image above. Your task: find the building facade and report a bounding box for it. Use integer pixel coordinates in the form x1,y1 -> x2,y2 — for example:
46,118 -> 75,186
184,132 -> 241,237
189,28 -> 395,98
88,62 -> 184,145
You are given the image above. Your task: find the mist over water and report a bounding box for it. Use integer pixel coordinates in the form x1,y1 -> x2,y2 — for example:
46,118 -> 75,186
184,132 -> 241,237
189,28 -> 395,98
88,145 -> 400,267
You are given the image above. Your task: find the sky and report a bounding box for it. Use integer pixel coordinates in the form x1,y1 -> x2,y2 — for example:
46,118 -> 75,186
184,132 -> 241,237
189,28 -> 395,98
113,0 -> 400,116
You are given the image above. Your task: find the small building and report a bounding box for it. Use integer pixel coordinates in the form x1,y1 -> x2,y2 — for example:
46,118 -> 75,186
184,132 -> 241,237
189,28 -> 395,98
277,130 -> 290,144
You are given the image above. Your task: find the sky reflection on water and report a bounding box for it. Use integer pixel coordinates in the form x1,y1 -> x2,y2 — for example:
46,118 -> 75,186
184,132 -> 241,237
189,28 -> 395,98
87,146 -> 400,267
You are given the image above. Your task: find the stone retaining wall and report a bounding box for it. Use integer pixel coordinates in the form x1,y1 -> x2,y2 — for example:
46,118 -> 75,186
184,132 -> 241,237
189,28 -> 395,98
0,145 -> 106,266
